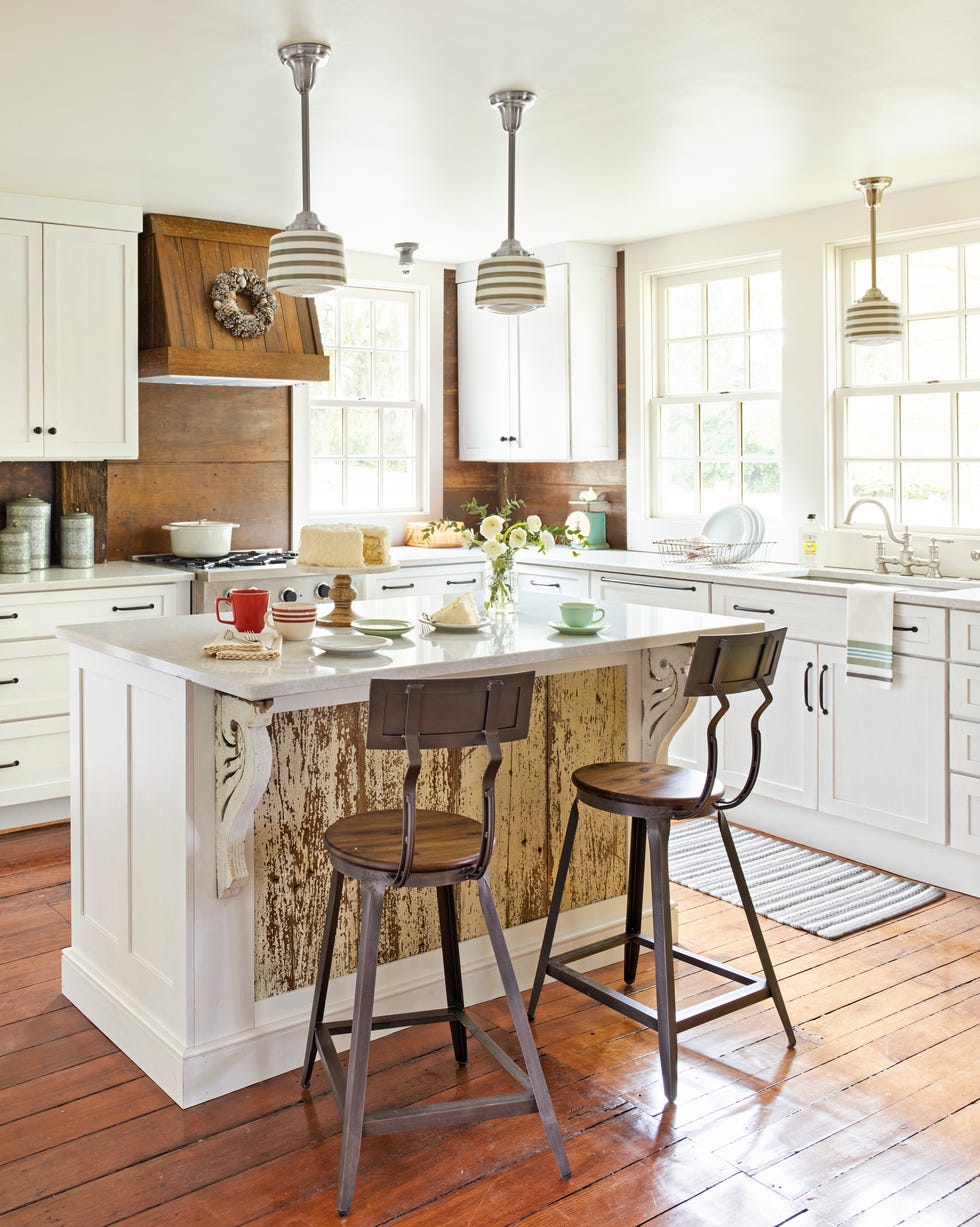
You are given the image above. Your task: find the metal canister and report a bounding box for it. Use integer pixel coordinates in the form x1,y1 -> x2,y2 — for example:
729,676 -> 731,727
6,496 -> 51,569
60,512 -> 95,568
0,525 -> 31,574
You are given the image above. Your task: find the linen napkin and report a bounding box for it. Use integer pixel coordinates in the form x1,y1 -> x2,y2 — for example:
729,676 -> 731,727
202,629 -> 281,661
845,583 -> 893,686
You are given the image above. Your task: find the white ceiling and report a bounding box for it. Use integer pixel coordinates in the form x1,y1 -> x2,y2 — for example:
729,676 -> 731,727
5,0 -> 980,264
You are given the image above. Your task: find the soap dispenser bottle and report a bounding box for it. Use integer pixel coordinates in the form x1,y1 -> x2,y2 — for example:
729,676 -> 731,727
799,513 -> 822,566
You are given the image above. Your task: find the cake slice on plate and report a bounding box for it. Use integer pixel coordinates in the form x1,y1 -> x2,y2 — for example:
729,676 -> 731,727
430,592 -> 482,624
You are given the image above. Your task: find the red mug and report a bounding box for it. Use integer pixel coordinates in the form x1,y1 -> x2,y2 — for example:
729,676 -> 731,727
215,587 -> 270,633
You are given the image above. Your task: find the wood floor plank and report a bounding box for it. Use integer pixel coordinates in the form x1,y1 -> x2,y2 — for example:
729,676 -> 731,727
0,976 -> 63,1027
0,1002 -> 89,1056
641,1170 -> 805,1225
0,1051 -> 140,1127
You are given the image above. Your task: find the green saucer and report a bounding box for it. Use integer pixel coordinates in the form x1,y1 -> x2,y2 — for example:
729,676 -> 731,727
547,619 -> 606,636
351,618 -> 414,638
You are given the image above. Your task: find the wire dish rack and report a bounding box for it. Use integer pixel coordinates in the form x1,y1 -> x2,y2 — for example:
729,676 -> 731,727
651,538 -> 775,566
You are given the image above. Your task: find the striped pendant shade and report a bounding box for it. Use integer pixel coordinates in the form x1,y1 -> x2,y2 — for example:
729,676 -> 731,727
266,227 -> 346,297
475,253 -> 547,314
844,287 -> 903,345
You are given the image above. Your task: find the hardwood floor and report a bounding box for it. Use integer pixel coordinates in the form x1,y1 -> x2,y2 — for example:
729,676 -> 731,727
1,823 -> 978,1226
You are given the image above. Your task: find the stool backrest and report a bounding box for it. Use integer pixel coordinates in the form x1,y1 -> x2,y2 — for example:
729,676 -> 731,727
675,628 -> 786,820
366,672 -> 535,884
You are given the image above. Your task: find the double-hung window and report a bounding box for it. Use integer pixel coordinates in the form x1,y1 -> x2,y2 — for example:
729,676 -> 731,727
650,260 -> 783,520
300,284 -> 424,517
836,226 -> 980,530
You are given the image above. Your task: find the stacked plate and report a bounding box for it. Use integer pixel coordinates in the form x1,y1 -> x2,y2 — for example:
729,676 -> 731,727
702,504 -> 765,563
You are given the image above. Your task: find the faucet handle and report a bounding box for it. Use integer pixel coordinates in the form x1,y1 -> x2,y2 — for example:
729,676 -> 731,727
930,537 -> 955,546
861,533 -> 884,542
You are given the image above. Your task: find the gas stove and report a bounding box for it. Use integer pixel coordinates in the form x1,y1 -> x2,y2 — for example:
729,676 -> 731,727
134,550 -> 298,571
133,550 -> 335,613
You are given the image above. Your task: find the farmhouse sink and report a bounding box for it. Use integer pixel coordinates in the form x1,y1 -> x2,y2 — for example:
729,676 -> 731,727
797,568 -> 975,591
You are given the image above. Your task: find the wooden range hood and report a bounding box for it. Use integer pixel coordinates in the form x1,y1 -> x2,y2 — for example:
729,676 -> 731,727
138,214 -> 330,386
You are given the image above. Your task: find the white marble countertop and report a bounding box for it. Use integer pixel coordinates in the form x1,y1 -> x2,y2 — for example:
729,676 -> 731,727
55,593 -> 763,703
0,561 -> 193,594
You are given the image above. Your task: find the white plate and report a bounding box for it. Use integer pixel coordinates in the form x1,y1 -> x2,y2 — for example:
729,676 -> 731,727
311,634 -> 393,655
703,503 -> 760,563
419,614 -> 491,633
740,506 -> 766,562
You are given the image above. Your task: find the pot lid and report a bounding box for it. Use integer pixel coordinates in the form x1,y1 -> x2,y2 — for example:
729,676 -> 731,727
162,520 -> 240,529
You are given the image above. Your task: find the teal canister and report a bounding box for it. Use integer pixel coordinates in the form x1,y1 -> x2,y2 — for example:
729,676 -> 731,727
6,496 -> 51,569
0,524 -> 31,574
60,512 -> 95,568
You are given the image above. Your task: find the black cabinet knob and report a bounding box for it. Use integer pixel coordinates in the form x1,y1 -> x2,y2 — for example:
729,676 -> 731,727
47,427 -> 57,435
33,426 -> 42,435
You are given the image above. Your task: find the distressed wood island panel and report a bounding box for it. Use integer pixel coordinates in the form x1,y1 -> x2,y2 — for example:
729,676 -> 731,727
253,666 -> 628,1000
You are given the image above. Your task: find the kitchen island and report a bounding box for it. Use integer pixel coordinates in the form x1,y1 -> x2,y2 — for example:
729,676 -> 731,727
57,595 -> 761,1107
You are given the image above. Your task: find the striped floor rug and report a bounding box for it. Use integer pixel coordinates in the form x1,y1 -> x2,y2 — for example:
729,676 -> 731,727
667,818 -> 945,939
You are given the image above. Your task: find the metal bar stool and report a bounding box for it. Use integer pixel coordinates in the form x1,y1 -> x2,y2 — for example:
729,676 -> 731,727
528,629 -> 796,1103
302,671 -> 570,1216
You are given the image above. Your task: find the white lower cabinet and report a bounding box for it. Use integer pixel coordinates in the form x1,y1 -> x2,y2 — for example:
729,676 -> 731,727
517,564 -> 591,599
594,571 -> 711,611
360,563 -> 484,602
948,611 -> 980,853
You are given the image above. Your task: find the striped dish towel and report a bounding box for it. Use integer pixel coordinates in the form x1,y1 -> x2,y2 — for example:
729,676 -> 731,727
846,583 -> 894,686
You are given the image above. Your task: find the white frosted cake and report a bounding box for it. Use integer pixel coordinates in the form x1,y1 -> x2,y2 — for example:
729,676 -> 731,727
359,524 -> 391,566
297,522 -> 392,568
431,592 -> 482,624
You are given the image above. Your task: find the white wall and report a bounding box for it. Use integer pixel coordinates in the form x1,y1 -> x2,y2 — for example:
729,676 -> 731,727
624,175 -> 980,578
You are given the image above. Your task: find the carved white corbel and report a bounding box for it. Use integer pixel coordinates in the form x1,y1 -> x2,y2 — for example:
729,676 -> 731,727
640,644 -> 696,763
215,694 -> 274,898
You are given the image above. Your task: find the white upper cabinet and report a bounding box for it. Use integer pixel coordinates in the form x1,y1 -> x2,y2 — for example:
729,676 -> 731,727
0,194 -> 140,461
456,243 -> 618,463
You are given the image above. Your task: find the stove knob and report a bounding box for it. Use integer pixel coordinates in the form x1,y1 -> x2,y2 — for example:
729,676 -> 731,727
223,586 -> 237,598
314,582 -> 332,599
278,587 -> 299,602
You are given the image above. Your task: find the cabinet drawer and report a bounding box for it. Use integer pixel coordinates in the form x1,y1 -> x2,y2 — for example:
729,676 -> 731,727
950,774 -> 980,854
596,572 -> 711,611
360,567 -> 484,600
949,609 -> 980,664
518,565 -> 590,598
949,719 -> 980,776
0,586 -> 170,641
712,584 -> 841,641
950,664 -> 980,721
0,640 -> 68,720
891,602 -> 946,660
0,716 -> 69,805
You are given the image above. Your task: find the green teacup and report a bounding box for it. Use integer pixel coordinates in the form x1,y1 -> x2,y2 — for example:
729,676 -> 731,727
559,601 -> 606,628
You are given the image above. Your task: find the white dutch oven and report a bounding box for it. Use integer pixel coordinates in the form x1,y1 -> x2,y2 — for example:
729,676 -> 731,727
162,519 -> 239,557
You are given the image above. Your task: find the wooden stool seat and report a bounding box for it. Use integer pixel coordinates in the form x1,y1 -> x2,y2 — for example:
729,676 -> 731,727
326,810 -> 482,876
529,629 -> 795,1104
573,761 -> 724,811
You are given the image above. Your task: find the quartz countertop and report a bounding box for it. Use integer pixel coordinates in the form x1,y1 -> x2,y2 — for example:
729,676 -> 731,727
0,561 -> 192,594
55,593 -> 763,703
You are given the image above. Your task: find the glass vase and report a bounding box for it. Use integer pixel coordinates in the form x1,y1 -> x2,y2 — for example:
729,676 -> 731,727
484,552 -> 519,617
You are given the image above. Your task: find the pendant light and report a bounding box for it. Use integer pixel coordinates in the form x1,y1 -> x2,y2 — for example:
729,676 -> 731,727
266,42 -> 347,297
474,90 -> 546,314
844,176 -> 902,346
394,242 -> 418,277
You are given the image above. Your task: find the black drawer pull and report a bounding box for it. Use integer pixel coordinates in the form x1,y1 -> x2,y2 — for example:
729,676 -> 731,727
381,582 -> 415,591
0,760 -> 20,769
893,624 -> 919,633
818,663 -> 829,715
0,677 -> 19,686
733,604 -> 775,615
601,577 -> 697,592
0,613 -> 18,620
531,580 -> 561,588
803,662 -> 813,712
446,578 -> 476,586
113,603 -> 156,612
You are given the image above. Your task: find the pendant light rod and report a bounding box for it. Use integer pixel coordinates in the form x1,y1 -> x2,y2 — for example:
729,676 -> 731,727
507,129 -> 517,243
300,86 -> 312,215
855,176 -> 891,293
278,42 -> 332,232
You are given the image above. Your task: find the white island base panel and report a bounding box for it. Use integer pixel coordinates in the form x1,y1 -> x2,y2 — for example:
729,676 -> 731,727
58,600 -> 746,1108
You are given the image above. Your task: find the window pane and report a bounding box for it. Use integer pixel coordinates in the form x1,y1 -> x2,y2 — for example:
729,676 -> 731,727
375,300 -> 408,349
382,407 -> 414,456
340,299 -> 371,348
853,254 -> 901,304
346,459 -> 378,509
958,392 -> 980,455
908,316 -> 959,382
959,462 -> 980,525
310,459 -> 344,509
346,407 -> 378,456
314,297 -> 337,346
900,393 -> 950,458
659,460 -> 698,514
666,284 -> 701,337
666,339 -> 702,394
700,402 -> 739,455
707,277 -> 744,334
375,350 -> 407,400
907,247 -> 958,315
846,461 -> 895,505
749,272 -> 781,330
700,462 -> 739,511
901,461 -> 952,526
749,332 -> 781,388
382,459 -> 414,509
966,315 -> 980,379
310,406 -> 343,455
851,339 -> 902,386
742,400 -> 780,456
337,350 -> 370,399
310,354 -> 337,398
846,395 -> 893,457
706,336 -> 745,391
660,403 -> 697,456
742,461 -> 780,500
967,244 -> 980,309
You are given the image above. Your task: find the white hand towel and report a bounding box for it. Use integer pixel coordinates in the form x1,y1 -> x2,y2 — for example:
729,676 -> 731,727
846,584 -> 893,686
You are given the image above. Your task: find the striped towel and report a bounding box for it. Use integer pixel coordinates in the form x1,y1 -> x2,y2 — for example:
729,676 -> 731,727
846,584 -> 893,686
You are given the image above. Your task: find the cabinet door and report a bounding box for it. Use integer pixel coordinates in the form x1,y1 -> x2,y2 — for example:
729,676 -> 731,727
456,279 -> 515,461
513,264 -> 570,460
567,259 -> 617,460
0,219 -> 44,458
43,224 -> 138,459
818,646 -> 947,843
720,637 -> 819,809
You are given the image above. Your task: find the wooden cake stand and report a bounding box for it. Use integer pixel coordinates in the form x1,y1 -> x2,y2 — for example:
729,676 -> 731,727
315,564 -> 398,627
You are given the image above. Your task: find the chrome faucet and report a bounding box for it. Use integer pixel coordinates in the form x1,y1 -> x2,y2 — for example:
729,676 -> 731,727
842,498 -> 933,576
